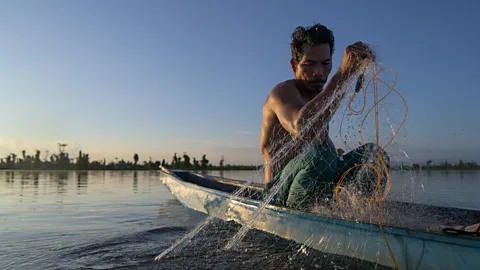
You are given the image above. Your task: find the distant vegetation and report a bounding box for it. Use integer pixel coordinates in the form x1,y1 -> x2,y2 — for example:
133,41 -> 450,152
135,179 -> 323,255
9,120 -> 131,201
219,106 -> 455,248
1,144 -> 477,171
391,160 -> 480,171
0,144 -> 261,171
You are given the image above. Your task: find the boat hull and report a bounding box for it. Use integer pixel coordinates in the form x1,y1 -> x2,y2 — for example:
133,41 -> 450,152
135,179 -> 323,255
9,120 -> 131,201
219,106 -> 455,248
160,169 -> 480,270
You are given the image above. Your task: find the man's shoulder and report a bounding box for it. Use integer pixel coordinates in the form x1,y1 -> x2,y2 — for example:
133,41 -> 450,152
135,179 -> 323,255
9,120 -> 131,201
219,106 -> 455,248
265,80 -> 297,104
270,79 -> 296,95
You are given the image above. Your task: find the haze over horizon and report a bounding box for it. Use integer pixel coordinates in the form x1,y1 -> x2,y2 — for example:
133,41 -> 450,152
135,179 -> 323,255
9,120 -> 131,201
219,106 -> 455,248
1,1 -> 479,166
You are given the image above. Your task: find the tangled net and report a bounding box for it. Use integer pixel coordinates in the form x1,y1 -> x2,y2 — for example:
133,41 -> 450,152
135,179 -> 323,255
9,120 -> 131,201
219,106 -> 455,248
334,62 -> 408,270
220,55 -> 408,269
156,45 -> 412,269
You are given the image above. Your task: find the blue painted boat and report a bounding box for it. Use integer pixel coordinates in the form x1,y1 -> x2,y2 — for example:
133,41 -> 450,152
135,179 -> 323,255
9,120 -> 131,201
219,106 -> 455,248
159,166 -> 480,270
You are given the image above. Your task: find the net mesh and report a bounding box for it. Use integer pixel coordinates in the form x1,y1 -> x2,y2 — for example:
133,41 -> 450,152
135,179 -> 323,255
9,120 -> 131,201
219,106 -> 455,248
154,46 -> 479,269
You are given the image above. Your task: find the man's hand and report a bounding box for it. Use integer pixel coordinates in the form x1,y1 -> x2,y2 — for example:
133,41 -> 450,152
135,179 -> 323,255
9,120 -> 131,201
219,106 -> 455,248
339,41 -> 375,76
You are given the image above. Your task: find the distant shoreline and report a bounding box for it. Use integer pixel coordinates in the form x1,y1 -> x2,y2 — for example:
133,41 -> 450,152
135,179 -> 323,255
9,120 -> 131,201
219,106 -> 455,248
1,147 -> 478,172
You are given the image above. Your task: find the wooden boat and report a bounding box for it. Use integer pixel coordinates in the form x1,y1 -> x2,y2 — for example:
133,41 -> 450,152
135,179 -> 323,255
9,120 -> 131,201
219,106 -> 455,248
159,166 -> 480,270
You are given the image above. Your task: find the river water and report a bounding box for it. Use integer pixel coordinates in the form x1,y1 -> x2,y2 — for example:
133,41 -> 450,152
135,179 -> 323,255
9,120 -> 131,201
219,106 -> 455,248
1,170 -> 479,269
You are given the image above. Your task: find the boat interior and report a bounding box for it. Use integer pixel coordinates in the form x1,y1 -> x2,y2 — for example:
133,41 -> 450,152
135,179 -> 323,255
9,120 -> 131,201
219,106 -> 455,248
164,168 -> 480,236
170,169 -> 265,200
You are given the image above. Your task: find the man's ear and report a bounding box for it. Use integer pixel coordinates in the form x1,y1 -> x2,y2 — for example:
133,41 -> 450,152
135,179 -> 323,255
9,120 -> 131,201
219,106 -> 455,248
290,58 -> 297,74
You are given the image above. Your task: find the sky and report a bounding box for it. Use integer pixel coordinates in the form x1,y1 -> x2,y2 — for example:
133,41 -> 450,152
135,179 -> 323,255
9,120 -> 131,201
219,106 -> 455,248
0,0 -> 479,165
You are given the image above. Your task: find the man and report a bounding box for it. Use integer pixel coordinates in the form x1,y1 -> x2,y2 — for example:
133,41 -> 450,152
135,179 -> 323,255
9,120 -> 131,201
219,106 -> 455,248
260,23 -> 385,209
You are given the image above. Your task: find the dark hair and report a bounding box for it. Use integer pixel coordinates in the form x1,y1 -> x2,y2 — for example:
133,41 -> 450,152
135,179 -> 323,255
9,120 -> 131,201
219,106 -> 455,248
290,23 -> 335,62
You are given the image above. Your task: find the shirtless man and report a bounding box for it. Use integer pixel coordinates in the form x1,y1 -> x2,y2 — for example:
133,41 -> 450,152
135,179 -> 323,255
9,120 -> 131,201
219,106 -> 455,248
260,24 -> 375,185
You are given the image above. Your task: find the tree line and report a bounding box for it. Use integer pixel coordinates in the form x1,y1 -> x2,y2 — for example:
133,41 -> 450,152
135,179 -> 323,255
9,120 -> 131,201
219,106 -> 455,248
1,146 -> 477,171
391,159 -> 480,171
0,148 -> 260,171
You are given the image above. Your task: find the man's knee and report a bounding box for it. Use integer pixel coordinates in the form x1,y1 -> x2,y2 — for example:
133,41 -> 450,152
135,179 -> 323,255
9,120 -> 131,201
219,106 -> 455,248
359,143 -> 390,165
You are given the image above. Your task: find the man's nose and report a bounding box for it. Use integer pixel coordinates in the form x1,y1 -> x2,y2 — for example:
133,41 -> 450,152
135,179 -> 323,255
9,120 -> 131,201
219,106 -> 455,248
312,65 -> 325,77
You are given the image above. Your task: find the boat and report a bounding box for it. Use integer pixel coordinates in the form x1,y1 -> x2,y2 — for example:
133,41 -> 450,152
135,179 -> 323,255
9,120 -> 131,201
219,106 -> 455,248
159,166 -> 480,270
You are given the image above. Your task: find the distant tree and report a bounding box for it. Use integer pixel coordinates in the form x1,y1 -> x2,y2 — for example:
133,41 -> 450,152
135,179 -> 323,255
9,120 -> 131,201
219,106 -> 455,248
147,157 -> 153,169
219,156 -> 225,167
84,154 -> 89,168
10,153 -> 16,165
466,161 -> 478,169
22,150 -> 26,160
172,153 -> 178,167
34,150 -> 41,168
201,154 -> 209,168
440,160 -> 451,169
193,157 -> 200,168
182,152 -> 191,168
134,153 -> 139,167
76,151 -> 88,169
161,159 -> 166,166
426,160 -> 432,168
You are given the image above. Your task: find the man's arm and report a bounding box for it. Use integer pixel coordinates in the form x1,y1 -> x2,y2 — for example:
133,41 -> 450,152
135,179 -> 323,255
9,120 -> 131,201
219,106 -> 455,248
269,70 -> 349,141
266,82 -> 305,137
270,42 -> 375,141
260,127 -> 273,184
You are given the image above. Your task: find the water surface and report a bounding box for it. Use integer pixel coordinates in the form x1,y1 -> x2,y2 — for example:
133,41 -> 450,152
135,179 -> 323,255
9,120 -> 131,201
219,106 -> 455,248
1,170 -> 478,269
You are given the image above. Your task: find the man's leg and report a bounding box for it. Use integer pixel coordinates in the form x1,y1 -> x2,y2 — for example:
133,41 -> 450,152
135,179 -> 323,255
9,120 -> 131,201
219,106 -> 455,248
283,145 -> 338,209
337,143 -> 390,196
262,152 -> 309,205
263,145 -> 339,209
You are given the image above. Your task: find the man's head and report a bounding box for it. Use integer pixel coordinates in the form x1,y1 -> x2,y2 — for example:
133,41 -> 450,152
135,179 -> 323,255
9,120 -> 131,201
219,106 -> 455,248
290,23 -> 335,93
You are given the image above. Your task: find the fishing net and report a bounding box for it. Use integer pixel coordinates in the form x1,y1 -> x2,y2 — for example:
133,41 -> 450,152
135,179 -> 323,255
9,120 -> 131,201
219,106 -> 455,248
153,46 -> 479,270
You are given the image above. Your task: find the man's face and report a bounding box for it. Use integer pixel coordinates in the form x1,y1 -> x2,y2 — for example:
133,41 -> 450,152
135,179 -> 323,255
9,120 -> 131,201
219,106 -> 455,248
292,43 -> 332,93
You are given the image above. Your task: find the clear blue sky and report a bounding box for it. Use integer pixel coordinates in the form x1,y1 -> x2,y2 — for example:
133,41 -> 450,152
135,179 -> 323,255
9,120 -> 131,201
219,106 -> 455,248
1,1 -> 479,165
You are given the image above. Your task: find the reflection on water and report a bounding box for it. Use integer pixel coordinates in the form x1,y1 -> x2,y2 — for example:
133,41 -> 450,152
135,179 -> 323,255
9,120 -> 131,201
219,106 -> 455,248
0,170 -> 207,270
133,170 -> 138,193
77,171 -> 88,195
1,171 -> 163,198
1,169 -> 479,208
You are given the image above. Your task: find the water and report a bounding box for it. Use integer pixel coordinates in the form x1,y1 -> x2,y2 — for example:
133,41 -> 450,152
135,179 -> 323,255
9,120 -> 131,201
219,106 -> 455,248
1,170 -> 479,269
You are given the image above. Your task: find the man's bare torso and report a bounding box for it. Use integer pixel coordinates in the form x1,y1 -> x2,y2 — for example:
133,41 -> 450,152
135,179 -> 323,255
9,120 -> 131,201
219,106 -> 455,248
260,80 -> 329,183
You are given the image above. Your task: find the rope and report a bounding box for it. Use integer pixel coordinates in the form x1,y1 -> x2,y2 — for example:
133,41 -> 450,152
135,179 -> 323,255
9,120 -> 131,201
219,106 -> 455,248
335,60 -> 408,270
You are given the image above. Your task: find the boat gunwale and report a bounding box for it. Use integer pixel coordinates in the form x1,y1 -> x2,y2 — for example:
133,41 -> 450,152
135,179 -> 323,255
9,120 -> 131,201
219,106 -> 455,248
162,169 -> 480,248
